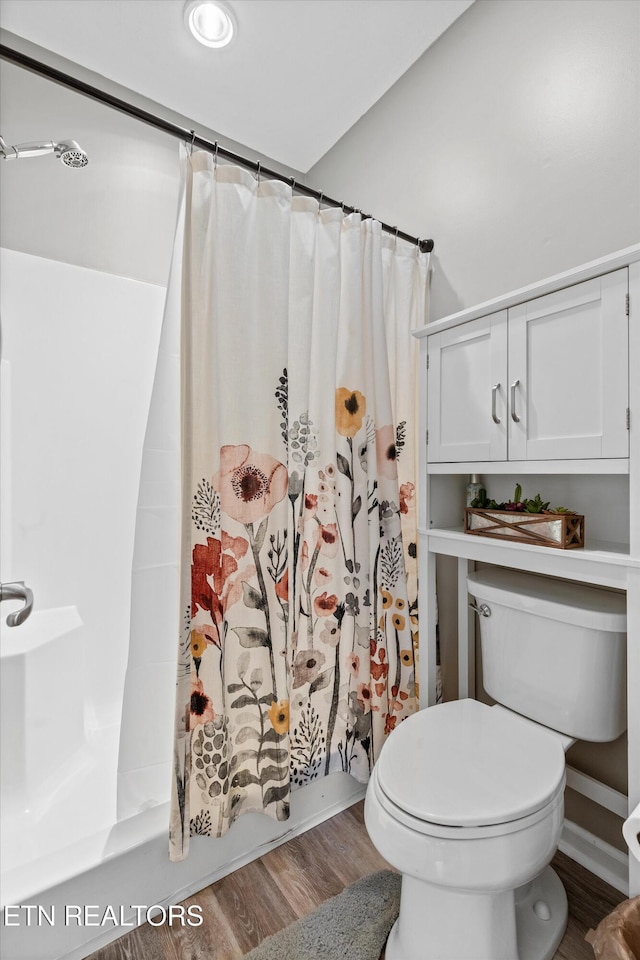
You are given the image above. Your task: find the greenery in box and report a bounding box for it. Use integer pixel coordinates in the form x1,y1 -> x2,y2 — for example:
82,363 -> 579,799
470,483 -> 576,515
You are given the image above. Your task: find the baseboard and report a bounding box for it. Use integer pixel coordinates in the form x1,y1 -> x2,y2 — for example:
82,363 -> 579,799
559,818 -> 629,896
63,775 -> 365,960
167,776 -> 367,907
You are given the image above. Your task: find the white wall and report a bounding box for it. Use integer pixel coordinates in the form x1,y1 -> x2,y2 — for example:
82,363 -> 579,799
310,0 -> 639,858
309,0 -> 640,321
0,58 -> 181,286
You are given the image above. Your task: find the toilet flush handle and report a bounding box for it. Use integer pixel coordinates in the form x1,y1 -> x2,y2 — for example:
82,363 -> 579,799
469,599 -> 491,617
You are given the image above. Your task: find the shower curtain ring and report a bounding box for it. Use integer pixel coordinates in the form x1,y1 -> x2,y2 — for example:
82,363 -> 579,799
188,129 -> 195,156
213,141 -> 219,166
394,226 -> 399,248
256,161 -> 261,183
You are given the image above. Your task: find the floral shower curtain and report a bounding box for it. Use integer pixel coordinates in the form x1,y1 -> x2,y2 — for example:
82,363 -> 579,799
170,152 -> 429,860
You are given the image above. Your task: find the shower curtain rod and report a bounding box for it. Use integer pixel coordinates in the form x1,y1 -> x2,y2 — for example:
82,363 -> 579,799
1,43 -> 434,254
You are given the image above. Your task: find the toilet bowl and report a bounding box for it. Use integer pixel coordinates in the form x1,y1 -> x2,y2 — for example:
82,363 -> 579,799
365,569 -> 627,960
365,698 -> 568,960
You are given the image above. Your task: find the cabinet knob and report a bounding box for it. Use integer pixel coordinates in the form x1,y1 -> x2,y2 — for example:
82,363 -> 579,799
510,379 -> 521,422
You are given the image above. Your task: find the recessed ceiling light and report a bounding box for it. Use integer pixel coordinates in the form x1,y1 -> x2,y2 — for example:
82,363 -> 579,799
184,0 -> 237,48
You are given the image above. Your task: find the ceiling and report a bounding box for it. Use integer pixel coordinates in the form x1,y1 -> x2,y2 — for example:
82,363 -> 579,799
0,0 -> 474,172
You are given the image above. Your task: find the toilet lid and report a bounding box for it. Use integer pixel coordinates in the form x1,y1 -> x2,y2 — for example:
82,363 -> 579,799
376,699 -> 566,828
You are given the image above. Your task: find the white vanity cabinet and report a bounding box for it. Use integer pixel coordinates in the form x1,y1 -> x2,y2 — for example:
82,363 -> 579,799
427,267 -> 629,463
415,245 -> 640,898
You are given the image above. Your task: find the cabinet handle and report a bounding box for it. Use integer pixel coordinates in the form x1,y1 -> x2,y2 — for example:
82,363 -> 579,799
491,383 -> 501,424
510,379 -> 520,422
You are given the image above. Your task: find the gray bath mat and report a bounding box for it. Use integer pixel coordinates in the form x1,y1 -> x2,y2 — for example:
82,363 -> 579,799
241,869 -> 401,960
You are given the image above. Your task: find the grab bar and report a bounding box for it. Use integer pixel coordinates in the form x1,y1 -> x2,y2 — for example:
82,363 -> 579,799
0,581 -> 34,627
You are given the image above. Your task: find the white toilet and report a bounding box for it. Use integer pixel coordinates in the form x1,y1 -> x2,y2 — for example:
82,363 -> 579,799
365,568 -> 627,960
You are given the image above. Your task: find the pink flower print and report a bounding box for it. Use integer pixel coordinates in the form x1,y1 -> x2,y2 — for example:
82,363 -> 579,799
399,481 -> 415,515
315,523 -> 339,558
225,564 -> 257,610
356,682 -> 373,714
214,444 -> 288,525
346,652 -> 360,677
313,592 -> 338,617
314,566 -> 332,586
221,529 -> 249,560
319,621 -> 341,647
376,424 -> 398,480
292,649 -> 326,688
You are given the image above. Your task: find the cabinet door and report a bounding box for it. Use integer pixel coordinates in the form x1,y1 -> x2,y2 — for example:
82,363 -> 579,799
508,269 -> 628,460
427,312 -> 507,462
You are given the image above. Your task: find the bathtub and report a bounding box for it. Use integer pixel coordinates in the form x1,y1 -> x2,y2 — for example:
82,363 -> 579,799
0,608 -> 365,960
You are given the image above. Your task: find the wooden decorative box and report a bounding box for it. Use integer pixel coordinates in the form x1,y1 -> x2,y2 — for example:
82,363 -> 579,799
464,508 -> 585,549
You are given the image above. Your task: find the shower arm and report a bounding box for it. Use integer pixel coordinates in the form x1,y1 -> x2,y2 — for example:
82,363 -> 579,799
0,136 -> 56,160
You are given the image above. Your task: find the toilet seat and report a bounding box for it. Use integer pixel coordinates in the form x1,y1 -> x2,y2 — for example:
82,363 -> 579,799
376,699 -> 566,834
372,767 -> 565,841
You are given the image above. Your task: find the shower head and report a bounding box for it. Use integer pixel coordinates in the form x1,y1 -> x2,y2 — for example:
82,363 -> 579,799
0,135 -> 89,167
55,140 -> 89,168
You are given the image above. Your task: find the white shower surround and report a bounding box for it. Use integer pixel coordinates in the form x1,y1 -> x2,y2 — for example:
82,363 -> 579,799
0,248 -> 365,960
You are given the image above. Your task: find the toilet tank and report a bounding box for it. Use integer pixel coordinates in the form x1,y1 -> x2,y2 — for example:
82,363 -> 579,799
467,569 -> 627,742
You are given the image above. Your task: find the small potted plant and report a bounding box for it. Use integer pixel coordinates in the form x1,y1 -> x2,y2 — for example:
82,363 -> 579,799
464,484 -> 584,549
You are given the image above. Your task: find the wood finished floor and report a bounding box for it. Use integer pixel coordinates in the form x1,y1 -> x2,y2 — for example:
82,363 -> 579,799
89,801 -> 624,960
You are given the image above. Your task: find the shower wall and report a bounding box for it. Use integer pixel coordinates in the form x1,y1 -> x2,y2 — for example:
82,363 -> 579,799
0,248 -> 165,726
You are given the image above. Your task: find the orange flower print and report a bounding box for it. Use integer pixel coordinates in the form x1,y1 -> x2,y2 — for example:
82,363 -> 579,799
376,424 -> 398,479
192,537 -> 236,625
380,588 -> 393,609
190,624 -> 218,659
336,388 -> 366,437
400,649 -> 413,666
384,714 -> 397,735
214,444 -> 288,525
275,567 -> 289,602
392,612 -> 406,631
371,649 -> 389,681
191,535 -> 255,628
190,631 -> 207,659
190,678 -> 214,726
399,481 -> 415,515
314,592 -> 338,617
268,699 -> 289,735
